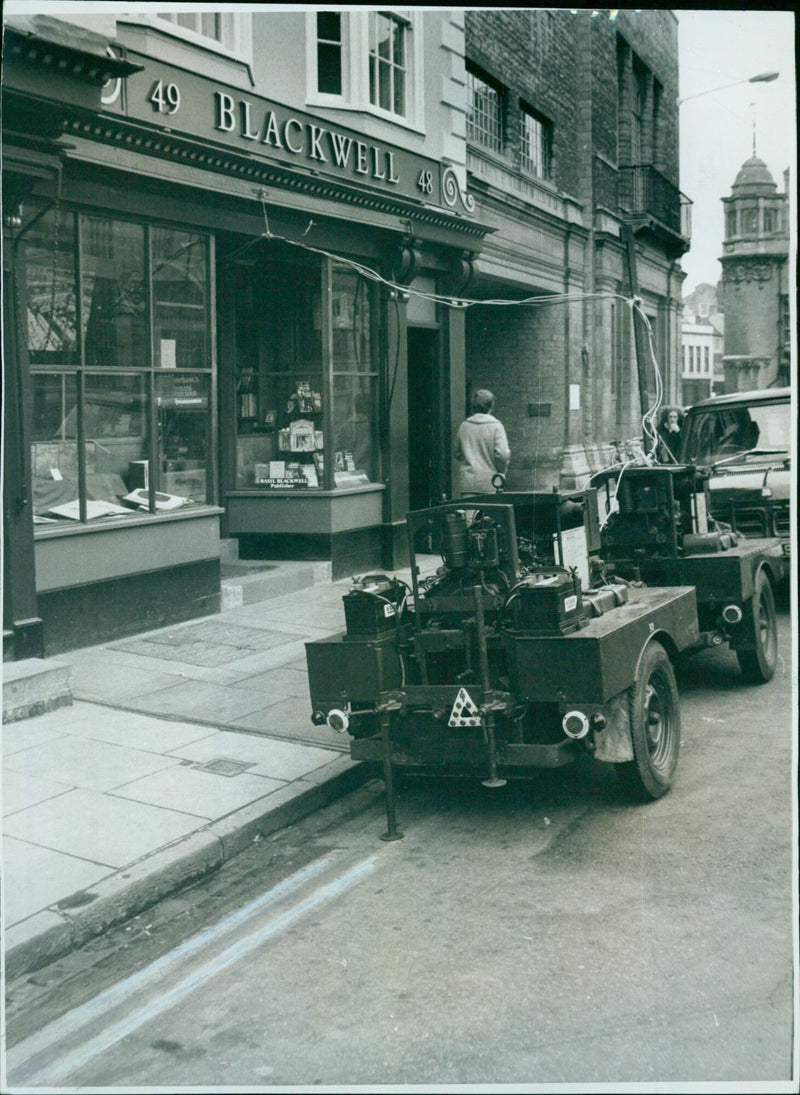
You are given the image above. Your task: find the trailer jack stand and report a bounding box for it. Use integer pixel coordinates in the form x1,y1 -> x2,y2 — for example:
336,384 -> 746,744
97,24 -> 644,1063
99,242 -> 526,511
472,585 -> 507,790
481,713 -> 506,789
378,708 -> 403,841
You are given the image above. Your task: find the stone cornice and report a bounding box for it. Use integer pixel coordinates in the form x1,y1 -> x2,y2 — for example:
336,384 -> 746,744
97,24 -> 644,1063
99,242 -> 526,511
59,110 -> 493,242
3,23 -> 142,86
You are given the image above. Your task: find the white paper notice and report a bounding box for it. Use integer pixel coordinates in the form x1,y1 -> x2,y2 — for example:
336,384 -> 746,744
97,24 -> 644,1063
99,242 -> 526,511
554,526 -> 590,589
161,339 -> 177,368
569,383 -> 580,410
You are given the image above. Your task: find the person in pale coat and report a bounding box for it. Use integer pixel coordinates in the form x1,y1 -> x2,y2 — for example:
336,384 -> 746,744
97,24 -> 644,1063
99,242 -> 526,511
455,389 -> 511,495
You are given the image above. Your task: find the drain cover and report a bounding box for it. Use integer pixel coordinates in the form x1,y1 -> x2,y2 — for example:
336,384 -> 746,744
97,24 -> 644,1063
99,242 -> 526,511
190,758 -> 256,777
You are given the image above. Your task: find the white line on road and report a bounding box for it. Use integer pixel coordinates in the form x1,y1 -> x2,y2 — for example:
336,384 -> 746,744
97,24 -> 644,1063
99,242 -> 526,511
8,851 -> 379,1087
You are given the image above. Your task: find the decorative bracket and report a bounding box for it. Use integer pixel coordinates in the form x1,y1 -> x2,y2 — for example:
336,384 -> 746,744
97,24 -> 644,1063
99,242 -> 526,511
441,166 -> 475,215
390,235 -> 423,288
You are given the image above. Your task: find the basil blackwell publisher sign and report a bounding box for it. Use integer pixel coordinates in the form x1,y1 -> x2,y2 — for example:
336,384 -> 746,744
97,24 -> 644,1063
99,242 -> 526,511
108,53 -> 475,211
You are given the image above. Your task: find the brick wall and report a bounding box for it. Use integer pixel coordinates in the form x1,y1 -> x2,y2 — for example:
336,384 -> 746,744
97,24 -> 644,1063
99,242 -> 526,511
465,303 -> 567,489
614,10 -> 680,183
465,9 -> 581,196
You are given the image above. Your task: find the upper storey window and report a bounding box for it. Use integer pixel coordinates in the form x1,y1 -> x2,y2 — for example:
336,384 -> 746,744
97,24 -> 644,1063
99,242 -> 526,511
127,11 -> 252,63
519,103 -> 552,179
466,63 -> 504,153
316,12 -> 343,95
369,11 -> 408,116
156,11 -> 235,48
308,10 -> 420,129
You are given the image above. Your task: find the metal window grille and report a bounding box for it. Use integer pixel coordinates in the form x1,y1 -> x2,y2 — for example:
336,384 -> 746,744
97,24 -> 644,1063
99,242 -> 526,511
467,69 -> 503,152
519,109 -> 549,178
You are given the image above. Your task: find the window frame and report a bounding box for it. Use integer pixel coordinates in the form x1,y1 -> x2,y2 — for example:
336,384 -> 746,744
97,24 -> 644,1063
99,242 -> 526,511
368,10 -> 408,119
518,100 -> 553,180
465,60 -> 505,155
121,11 -> 253,65
24,205 -> 217,526
305,9 -> 424,132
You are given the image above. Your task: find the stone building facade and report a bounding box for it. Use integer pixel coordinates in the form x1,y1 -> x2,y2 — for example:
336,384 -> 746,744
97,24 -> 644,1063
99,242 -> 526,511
719,155 -> 790,392
461,9 -> 689,489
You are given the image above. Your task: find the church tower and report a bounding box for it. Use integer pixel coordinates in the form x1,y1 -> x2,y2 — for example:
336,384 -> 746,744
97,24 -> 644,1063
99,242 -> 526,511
719,155 -> 790,392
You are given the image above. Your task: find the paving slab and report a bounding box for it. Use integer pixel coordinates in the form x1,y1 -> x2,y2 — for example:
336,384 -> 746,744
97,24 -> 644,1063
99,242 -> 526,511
2,720 -> 70,755
113,765 -> 285,819
233,666 -> 313,697
2,770 -> 73,816
3,837 -> 112,925
59,706 -> 218,753
167,730 -> 338,780
3,735 -> 181,792
68,661 -> 187,703
4,788 -> 203,868
123,680 -> 271,723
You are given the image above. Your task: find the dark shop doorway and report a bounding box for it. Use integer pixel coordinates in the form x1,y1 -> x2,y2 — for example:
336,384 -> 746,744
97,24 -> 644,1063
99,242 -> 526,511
406,326 -> 442,512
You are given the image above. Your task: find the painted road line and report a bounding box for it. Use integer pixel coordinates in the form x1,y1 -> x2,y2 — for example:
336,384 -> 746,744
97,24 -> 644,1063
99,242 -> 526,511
8,851 -> 378,1085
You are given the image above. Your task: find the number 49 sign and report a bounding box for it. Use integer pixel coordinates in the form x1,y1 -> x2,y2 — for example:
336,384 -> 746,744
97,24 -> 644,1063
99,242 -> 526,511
149,79 -> 181,115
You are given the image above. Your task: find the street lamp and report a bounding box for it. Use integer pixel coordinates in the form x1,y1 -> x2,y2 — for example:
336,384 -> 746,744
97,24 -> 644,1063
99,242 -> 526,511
678,71 -> 779,105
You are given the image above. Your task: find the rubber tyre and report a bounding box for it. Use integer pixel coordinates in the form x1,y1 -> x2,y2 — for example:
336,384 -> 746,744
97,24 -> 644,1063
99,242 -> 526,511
736,568 -> 778,684
616,641 -> 681,801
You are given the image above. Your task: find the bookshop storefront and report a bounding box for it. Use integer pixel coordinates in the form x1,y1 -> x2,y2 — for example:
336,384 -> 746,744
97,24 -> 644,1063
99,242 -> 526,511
3,18 -> 488,656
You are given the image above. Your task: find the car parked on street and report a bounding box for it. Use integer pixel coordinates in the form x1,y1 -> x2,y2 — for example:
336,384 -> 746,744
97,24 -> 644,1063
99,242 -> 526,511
678,387 -> 791,558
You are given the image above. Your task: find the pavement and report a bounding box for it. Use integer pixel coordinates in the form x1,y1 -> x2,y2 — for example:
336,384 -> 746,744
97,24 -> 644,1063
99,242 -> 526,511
2,557 -> 437,980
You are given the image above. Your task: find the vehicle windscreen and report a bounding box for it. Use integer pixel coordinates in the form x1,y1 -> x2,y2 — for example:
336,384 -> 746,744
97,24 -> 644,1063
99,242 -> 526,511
680,401 -> 790,465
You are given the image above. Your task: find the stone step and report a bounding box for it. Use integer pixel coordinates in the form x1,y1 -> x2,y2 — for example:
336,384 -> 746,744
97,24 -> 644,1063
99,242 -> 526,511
220,560 -> 331,610
3,658 -> 73,723
219,537 -> 241,565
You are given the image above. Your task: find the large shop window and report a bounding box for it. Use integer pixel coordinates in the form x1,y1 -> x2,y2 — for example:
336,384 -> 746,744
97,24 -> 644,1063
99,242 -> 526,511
234,252 -> 378,492
24,208 -> 214,525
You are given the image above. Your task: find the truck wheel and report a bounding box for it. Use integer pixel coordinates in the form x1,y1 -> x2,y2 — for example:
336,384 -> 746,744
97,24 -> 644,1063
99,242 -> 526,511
616,641 -> 680,801
736,568 -> 777,684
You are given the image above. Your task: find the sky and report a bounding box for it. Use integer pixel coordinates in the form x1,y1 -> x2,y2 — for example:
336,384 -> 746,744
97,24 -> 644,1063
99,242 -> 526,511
676,9 -> 796,295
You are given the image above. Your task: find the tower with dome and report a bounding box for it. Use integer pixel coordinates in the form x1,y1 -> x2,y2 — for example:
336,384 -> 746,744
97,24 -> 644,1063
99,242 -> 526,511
719,154 -> 790,392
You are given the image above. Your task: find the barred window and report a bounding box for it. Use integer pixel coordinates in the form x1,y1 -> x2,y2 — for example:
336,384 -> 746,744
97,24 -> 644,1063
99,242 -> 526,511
466,64 -> 503,153
519,104 -> 552,179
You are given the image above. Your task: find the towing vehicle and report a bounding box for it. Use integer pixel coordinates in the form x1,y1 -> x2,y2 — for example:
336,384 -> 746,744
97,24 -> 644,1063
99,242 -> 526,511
677,387 -> 791,560
306,466 -> 784,838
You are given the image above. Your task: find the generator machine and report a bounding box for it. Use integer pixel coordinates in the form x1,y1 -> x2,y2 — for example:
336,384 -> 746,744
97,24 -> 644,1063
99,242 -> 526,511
305,461 -> 784,839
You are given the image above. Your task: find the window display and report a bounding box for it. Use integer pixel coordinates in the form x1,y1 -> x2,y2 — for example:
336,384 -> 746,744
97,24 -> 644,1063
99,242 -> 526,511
233,252 -> 379,491
24,208 -> 214,523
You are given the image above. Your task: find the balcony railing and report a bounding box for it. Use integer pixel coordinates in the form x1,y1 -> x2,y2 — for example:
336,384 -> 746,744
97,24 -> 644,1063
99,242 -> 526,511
619,164 -> 690,240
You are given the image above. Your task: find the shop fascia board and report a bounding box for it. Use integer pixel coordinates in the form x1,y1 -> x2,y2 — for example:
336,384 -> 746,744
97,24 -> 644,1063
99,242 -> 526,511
55,111 -> 493,251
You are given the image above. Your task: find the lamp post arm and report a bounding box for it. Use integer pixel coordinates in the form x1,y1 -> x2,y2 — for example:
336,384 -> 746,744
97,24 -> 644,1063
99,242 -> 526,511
678,72 -> 779,106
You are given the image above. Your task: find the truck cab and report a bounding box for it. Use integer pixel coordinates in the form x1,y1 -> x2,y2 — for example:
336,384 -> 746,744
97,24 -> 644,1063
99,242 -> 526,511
678,388 -> 791,558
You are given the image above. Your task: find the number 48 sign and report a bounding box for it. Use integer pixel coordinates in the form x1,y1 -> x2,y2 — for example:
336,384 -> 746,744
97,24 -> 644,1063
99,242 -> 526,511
149,79 -> 181,115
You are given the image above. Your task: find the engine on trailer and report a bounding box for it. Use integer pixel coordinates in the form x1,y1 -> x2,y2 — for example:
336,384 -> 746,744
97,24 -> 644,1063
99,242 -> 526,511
306,484 -> 705,838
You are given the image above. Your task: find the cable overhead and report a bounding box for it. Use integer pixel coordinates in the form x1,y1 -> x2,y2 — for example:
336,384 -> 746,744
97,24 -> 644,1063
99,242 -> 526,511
240,195 -> 669,476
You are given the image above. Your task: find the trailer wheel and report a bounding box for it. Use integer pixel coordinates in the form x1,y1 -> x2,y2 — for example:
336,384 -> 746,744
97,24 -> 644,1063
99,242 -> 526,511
736,568 -> 777,684
616,641 -> 680,801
